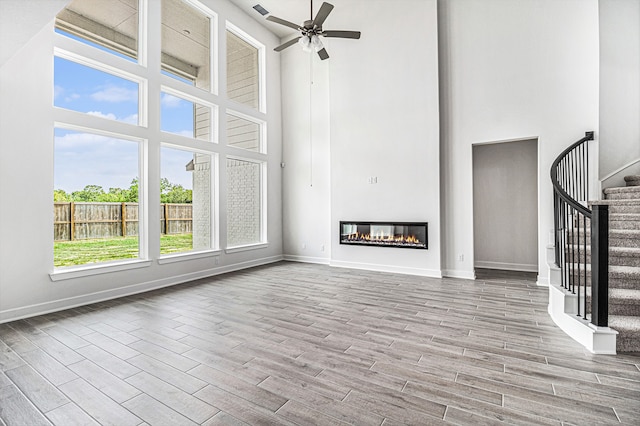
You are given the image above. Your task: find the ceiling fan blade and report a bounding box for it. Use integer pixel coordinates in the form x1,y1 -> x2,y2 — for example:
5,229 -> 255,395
274,37 -> 302,52
313,2 -> 334,28
266,15 -> 300,30
317,48 -> 330,60
323,30 -> 361,39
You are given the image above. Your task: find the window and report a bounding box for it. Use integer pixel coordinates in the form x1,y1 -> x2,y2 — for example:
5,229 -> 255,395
161,91 -> 213,141
226,29 -> 260,110
54,128 -> 141,267
226,112 -> 262,152
226,158 -> 263,247
162,0 -> 212,90
53,0 -> 269,273
160,146 -> 214,255
54,56 -> 140,125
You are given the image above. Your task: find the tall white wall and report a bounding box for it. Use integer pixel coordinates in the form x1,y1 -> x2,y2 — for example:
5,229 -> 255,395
281,44 -> 332,264
282,0 -> 441,276
473,139 -> 538,272
439,0 -> 600,282
599,0 -> 640,188
329,0 -> 441,276
0,0 -> 284,323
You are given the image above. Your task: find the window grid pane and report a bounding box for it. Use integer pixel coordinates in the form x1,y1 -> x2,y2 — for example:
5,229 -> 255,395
226,113 -> 260,152
56,0 -> 139,61
54,57 -> 140,125
54,128 -> 140,267
161,92 -> 212,141
227,31 -> 259,109
162,0 -> 211,90
227,159 -> 261,246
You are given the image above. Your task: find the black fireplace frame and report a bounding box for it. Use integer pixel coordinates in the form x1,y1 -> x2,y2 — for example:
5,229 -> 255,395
339,221 -> 428,249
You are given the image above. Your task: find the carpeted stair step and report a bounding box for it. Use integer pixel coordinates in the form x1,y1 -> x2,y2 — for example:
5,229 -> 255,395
610,213 -> 640,230
567,264 -> 640,290
607,200 -> 640,214
574,212 -> 640,230
608,315 -> 640,352
566,246 -> 640,267
603,185 -> 640,200
587,288 -> 640,316
566,228 -> 640,247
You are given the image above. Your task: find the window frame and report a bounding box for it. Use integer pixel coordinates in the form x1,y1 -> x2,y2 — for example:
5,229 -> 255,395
225,155 -> 267,249
225,109 -> 266,154
51,123 -> 150,275
54,47 -> 148,128
158,143 -> 220,258
225,22 -> 267,114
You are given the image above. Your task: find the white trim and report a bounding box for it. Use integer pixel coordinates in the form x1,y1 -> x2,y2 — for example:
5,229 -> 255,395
442,269 -> 476,280
474,261 -> 538,273
536,276 -> 549,287
547,285 -> 618,354
158,249 -> 221,264
331,260 -> 443,278
600,155 -> 640,182
283,255 -> 330,265
50,260 -> 152,282
6,256 -> 283,325
137,0 -> 148,68
53,122 -> 146,144
225,243 -> 268,254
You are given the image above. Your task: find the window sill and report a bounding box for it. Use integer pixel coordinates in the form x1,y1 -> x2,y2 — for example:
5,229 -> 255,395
158,249 -> 221,265
225,243 -> 268,254
50,259 -> 152,282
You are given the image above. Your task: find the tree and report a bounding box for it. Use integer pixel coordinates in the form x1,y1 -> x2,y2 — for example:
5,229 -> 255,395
53,177 -> 190,203
71,185 -> 105,202
54,189 -> 71,202
160,178 -> 192,204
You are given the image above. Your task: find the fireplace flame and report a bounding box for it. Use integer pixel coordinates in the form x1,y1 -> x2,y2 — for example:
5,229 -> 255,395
344,232 -> 422,245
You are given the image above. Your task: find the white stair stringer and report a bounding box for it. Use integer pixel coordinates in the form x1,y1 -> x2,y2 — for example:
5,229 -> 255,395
546,248 -> 618,354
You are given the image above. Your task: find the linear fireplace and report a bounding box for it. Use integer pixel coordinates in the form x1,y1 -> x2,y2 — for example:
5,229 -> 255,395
340,221 -> 428,249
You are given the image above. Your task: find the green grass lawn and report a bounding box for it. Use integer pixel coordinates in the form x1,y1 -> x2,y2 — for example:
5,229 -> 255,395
54,233 -> 193,267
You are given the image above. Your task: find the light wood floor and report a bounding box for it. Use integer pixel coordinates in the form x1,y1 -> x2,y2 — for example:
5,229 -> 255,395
1,262 -> 639,425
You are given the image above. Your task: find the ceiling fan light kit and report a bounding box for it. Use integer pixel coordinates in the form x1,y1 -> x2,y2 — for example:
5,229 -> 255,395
267,1 -> 361,60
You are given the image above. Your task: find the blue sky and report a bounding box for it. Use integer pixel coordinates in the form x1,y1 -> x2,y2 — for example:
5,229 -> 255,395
54,56 -> 196,192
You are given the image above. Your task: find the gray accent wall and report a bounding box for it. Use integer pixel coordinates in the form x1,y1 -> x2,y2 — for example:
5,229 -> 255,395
473,139 -> 538,272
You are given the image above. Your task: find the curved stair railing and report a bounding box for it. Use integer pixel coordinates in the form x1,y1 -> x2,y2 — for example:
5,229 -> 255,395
551,131 -> 609,327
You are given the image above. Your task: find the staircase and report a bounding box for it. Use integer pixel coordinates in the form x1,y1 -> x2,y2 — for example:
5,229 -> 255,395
600,179 -> 640,352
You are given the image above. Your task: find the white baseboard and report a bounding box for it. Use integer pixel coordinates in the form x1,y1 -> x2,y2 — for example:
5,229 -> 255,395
330,260 -> 442,278
442,269 -> 476,280
0,255 -> 284,324
474,261 -> 538,273
283,254 -> 330,265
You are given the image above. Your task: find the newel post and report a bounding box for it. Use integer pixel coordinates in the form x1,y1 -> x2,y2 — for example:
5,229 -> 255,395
590,204 -> 609,327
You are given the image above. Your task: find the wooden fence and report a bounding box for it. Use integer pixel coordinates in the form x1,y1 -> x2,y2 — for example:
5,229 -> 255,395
54,202 -> 192,241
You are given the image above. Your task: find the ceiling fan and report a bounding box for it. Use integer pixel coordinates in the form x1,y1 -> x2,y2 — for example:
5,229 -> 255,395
267,1 -> 361,60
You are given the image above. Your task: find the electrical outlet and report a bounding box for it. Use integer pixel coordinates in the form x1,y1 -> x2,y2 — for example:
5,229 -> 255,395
320,244 -> 325,252
458,254 -> 464,262
302,243 -> 306,250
